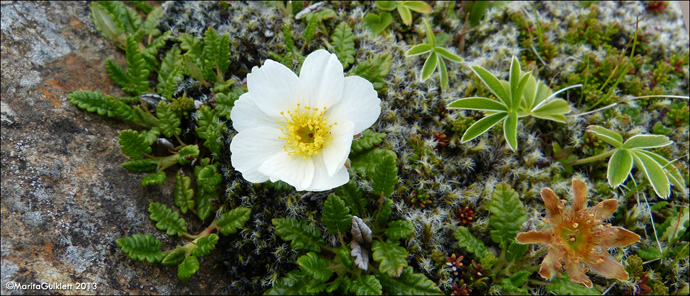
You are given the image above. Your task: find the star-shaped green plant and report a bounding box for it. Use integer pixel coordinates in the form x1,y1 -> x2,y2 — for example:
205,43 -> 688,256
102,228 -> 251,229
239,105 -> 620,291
375,1 -> 433,26
405,19 -> 463,91
447,56 -> 580,151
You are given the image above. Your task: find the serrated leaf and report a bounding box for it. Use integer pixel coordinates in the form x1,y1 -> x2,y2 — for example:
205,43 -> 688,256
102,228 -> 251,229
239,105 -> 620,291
177,145 -> 200,166
447,97 -> 508,112
588,126 -> 624,148
350,148 -> 397,179
488,184 -> 527,248
116,234 -> 166,263
202,128 -> 223,156
303,13 -> 319,46
352,216 -> 373,244
637,247 -> 662,260
89,2 -> 127,48
217,207 -> 251,236
214,87 -> 244,118
661,207 -> 689,243
177,255 -> 199,282
202,27 -> 231,81
348,52 -> 393,90
331,23 -> 356,68
162,247 -> 187,266
509,269 -> 531,287
421,52 -> 438,81
179,33 -> 202,58
140,32 -> 169,71
364,12 -> 393,36
335,180 -> 368,217
297,252 -> 333,282
192,233 -> 219,257
148,202 -> 188,236
351,241 -> 370,271
139,6 -> 162,34
546,276 -> 601,295
105,58 -> 130,88
195,105 -> 222,139
156,101 -> 182,138
273,218 -> 324,252
124,35 -> 150,95
118,129 -> 152,159
141,171 -> 166,186
375,267 -> 442,295
68,90 -> 133,120
506,240 -> 529,262
195,186 -> 215,220
157,46 -> 183,99
174,173 -> 194,214
607,149 -> 633,188
351,129 -> 386,156
196,165 -> 222,188
461,112 -> 508,143
372,240 -> 408,278
323,194 -> 353,235
631,149 -> 670,198
372,155 -> 398,197
122,158 -> 158,173
351,275 -> 382,296
454,226 -> 488,257
385,220 -> 415,241
376,198 -> 393,226
265,270 -> 311,295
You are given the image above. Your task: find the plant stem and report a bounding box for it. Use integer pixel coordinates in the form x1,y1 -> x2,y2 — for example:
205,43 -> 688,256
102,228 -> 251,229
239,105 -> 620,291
570,149 -> 615,166
184,219 -> 218,240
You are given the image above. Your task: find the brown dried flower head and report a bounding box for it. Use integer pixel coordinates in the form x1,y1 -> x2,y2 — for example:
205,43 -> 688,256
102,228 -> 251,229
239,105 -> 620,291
515,179 -> 641,288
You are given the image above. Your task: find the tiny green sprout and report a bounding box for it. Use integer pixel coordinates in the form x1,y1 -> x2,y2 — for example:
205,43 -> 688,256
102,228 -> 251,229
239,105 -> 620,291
571,126 -> 686,199
405,19 -> 463,91
376,1 -> 433,26
447,56 -> 580,151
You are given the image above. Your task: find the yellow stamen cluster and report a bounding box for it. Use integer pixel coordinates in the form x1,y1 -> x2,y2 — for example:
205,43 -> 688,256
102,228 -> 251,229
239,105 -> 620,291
277,103 -> 336,159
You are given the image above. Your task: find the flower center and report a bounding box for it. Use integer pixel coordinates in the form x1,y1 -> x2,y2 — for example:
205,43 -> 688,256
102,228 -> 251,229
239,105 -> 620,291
278,103 -> 336,159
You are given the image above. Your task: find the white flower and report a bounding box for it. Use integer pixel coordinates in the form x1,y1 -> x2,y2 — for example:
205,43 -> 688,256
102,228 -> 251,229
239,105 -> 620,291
230,50 -> 381,191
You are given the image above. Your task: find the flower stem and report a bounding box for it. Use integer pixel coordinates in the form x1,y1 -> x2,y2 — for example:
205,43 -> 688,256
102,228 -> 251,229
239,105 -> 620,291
570,149 -> 615,166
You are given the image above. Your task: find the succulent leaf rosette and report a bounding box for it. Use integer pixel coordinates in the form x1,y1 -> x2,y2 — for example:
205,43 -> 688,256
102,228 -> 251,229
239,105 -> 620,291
230,50 -> 381,191
516,179 -> 641,288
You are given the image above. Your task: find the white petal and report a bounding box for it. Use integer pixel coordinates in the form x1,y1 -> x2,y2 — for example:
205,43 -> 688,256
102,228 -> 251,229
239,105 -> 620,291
230,127 -> 285,183
300,50 -> 344,108
247,60 -> 306,117
306,154 -> 349,191
258,152 -> 314,191
230,93 -> 281,132
322,121 -> 354,176
327,76 -> 381,134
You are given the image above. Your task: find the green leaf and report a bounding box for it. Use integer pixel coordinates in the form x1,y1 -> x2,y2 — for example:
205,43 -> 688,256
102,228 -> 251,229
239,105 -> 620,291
350,148 -> 398,179
509,57 -> 522,108
375,267 -> 442,295
622,134 -> 673,149
503,112 -> 518,151
461,112 -> 508,142
196,164 -> 222,187
406,44 -> 433,56
588,126 -> 623,148
297,252 -> 333,282
376,198 -> 393,226
661,207 -> 688,243
364,12 -> 393,36
122,158 -> 158,173
89,2 -> 127,48
214,87 -> 244,118
508,269 -> 531,287
372,240 -> 408,278
468,0 -> 490,27
323,194 -> 353,235
397,6 -> 413,26
141,171 -> 166,186
488,184 -> 527,249
148,202 -> 188,236
179,33 -> 203,59
385,220 -> 415,241
454,226 -> 488,257
272,218 -> 325,252
282,23 -> 295,53
506,240 -> 529,262
636,150 -> 685,192
156,101 -> 182,138
372,155 -> 398,197
376,1 -> 398,11
123,35 -> 150,95
546,276 -> 601,295
403,1 -> 434,13
447,97 -> 508,112
472,66 -> 510,104
162,247 -> 187,266
434,47 -> 463,63
139,6 -> 163,35
331,23 -> 356,68
217,207 -> 251,236
68,90 -> 133,121
438,56 -> 448,90
607,149 -> 633,188
195,105 -> 222,139
637,247 -> 662,260
174,173 -> 195,214
195,187 -> 215,221
348,53 -> 393,90
105,59 -> 130,89
116,234 -> 166,263
177,255 -> 199,282
118,130 -> 152,159
420,52 -> 438,81
192,233 -> 219,257
631,149 -> 670,198
177,145 -> 200,165
513,71 -> 531,110
351,129 -> 386,156
530,99 -> 570,122
350,275 -> 382,296
303,14 -> 319,47
265,270 -> 311,295
157,46 -> 183,99
335,180 -> 368,217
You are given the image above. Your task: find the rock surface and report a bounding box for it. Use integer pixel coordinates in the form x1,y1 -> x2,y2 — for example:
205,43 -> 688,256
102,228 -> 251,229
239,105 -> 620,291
1,2 -> 230,294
